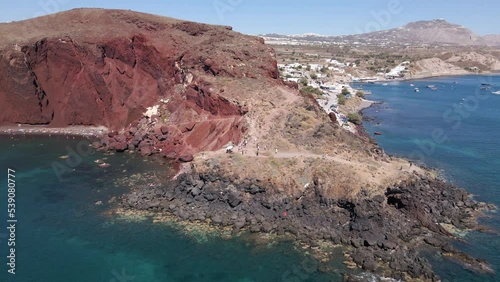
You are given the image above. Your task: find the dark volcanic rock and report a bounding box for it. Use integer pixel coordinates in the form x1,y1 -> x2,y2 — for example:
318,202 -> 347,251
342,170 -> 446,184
120,168 -> 489,280
160,125 -> 169,135
178,154 -> 194,163
110,141 -> 128,152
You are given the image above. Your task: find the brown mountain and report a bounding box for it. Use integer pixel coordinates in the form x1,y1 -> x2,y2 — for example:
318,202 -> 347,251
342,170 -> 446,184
262,19 -> 499,46
346,19 -> 486,45
483,34 -> 500,45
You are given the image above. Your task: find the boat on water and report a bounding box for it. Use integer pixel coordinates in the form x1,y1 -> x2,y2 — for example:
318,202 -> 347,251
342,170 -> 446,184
482,83 -> 493,86
480,87 -> 490,91
374,132 -> 382,135
414,88 -> 420,92
410,84 -> 415,87
492,90 -> 500,95
382,83 -> 388,86
430,87 -> 438,91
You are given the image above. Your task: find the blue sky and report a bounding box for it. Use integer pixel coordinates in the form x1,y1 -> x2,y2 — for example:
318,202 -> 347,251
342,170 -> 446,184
1,0 -> 499,35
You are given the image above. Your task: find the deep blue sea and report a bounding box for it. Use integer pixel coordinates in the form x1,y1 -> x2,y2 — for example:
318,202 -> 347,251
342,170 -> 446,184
360,75 -> 500,282
0,136 -> 344,282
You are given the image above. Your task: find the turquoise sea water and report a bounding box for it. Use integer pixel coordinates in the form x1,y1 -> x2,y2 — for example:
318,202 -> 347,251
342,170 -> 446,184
1,75 -> 499,282
0,136 -> 343,282
360,75 -> 500,282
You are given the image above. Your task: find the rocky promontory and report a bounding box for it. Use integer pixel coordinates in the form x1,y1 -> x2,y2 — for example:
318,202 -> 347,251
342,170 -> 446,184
121,167 -> 494,280
1,8 -> 496,281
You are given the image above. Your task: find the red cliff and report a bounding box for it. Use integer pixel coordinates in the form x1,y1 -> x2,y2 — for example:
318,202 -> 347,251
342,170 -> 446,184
0,8 -> 279,159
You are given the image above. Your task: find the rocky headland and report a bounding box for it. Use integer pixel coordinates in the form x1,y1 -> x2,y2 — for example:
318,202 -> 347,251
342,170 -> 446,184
121,161 -> 495,280
0,8 -> 497,281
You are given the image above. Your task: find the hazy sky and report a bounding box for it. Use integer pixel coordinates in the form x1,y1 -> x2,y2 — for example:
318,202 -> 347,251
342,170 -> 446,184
1,0 -> 499,35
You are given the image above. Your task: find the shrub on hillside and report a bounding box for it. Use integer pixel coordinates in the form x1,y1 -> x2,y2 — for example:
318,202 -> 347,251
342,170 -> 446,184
355,90 -> 365,98
347,112 -> 362,125
337,94 -> 347,105
299,77 -> 308,86
301,86 -> 323,96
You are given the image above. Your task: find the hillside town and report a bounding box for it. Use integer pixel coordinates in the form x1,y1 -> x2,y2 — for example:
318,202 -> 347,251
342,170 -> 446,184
277,58 -> 392,133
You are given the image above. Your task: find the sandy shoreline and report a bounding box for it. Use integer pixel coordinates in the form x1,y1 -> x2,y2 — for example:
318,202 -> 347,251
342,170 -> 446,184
0,125 -> 108,137
356,99 -> 378,112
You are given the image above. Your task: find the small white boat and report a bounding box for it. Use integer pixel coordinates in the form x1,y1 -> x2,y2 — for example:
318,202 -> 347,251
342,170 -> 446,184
382,83 -> 388,86
492,90 -> 500,95
410,84 -> 415,87
414,88 -> 420,92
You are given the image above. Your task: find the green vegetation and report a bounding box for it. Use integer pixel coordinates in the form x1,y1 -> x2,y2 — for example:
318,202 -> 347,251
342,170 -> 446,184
341,87 -> 350,95
355,90 -> 365,98
320,66 -> 329,73
337,94 -> 347,105
299,77 -> 308,86
310,73 -> 318,80
306,64 -> 311,71
347,112 -> 362,125
301,86 -> 323,96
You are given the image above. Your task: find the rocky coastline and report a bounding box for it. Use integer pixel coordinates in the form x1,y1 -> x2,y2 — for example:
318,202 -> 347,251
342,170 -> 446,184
1,8 -> 497,281
121,167 -> 495,280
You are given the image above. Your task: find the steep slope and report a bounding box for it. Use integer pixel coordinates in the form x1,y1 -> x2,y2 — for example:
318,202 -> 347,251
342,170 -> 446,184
0,8 -> 279,158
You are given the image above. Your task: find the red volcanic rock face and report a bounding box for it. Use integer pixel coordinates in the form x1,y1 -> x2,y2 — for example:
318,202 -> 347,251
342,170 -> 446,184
0,9 -> 280,160
1,35 -> 168,128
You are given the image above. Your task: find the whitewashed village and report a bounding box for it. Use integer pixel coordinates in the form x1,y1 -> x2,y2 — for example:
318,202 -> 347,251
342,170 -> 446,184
278,58 -> 411,133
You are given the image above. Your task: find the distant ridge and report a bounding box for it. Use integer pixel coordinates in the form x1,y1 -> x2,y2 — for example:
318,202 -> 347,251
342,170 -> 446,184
261,19 -> 500,46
